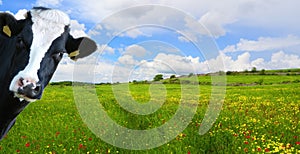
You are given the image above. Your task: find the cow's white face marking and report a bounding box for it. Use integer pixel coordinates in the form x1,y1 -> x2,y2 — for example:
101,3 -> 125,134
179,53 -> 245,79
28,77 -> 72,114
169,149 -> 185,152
9,9 -> 70,102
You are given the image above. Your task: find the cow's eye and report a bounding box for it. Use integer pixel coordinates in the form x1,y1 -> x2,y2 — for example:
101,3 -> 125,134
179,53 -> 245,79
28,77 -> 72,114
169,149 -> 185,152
16,37 -> 27,50
52,52 -> 64,62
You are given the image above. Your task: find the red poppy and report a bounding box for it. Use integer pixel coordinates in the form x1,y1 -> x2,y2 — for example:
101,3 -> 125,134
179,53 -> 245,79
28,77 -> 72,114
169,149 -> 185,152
244,141 -> 249,144
55,132 -> 60,137
296,141 -> 300,145
187,151 -> 191,154
245,135 -> 250,139
78,144 -> 84,150
88,137 -> 93,141
257,148 -> 261,151
25,142 -> 30,147
265,148 -> 270,152
16,149 -> 20,153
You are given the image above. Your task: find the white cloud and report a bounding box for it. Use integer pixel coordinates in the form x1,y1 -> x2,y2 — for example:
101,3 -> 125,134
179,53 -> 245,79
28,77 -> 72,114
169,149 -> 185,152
36,0 -> 63,7
118,55 -> 139,66
98,44 -> 115,55
12,9 -> 28,20
213,51 -> 300,72
267,51 -> 300,69
0,0 -> 2,5
52,59 -> 115,83
60,0 -> 300,38
88,24 -> 103,36
222,35 -> 300,53
113,53 -> 204,82
69,20 -> 88,37
153,53 -> 200,73
219,52 -> 252,71
121,28 -> 151,39
53,52 -> 205,83
234,0 -> 300,32
178,16 -> 207,42
64,0 -> 156,22
123,44 -> 147,58
198,11 -> 236,37
94,5 -> 188,39
116,44 -> 148,66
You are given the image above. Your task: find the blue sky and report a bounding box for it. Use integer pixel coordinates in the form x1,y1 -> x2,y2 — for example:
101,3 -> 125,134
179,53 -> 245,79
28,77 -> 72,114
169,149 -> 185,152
1,0 -> 300,82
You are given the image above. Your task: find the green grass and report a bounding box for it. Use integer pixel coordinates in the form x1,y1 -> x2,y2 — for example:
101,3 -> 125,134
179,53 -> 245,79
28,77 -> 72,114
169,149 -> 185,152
0,75 -> 300,153
225,75 -> 300,85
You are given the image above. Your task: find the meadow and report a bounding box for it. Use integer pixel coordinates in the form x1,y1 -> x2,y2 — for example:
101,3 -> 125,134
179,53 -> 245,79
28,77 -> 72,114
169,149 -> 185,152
0,73 -> 299,153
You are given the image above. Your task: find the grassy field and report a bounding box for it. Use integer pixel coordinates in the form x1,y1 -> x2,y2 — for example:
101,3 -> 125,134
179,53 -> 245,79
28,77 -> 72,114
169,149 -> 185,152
0,74 -> 299,153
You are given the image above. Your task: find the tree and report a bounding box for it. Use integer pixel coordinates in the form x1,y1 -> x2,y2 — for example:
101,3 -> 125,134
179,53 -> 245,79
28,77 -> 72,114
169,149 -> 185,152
251,67 -> 257,73
259,69 -> 266,75
153,74 -> 163,81
226,71 -> 233,75
170,75 -> 176,79
188,73 -> 194,77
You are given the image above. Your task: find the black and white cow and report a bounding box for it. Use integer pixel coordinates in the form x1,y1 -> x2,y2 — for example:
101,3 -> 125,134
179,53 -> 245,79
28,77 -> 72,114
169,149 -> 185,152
0,7 -> 97,140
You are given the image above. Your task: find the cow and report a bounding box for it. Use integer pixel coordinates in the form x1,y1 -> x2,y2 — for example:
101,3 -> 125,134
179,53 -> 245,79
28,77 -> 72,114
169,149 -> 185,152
0,7 -> 97,140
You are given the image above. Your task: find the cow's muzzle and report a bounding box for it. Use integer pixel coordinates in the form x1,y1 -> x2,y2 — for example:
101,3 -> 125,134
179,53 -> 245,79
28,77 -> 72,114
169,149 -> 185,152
14,78 -> 42,101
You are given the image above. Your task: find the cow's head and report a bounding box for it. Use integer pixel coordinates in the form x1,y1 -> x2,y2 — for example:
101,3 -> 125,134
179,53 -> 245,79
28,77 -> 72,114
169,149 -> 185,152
2,7 -> 97,102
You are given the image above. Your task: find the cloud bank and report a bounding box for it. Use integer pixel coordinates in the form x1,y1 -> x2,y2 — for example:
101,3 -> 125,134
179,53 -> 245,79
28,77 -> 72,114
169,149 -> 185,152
223,35 -> 300,53
53,48 -> 300,83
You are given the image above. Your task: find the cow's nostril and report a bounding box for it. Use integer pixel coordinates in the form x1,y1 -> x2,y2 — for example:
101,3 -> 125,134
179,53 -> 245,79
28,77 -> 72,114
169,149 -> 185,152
33,84 -> 41,94
18,78 -> 24,87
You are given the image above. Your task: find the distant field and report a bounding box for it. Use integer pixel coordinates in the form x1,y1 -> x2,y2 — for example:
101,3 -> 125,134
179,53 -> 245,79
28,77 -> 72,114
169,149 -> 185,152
180,74 -> 300,85
0,74 -> 299,153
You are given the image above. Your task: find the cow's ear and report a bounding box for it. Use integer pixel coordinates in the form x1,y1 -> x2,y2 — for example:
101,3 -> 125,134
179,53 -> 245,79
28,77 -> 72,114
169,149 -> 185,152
0,13 -> 20,37
66,34 -> 97,61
